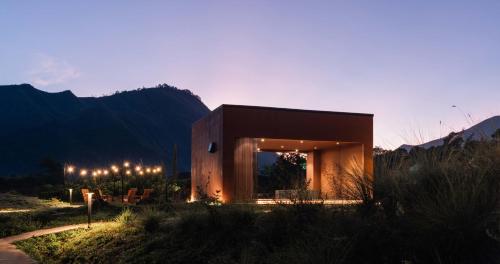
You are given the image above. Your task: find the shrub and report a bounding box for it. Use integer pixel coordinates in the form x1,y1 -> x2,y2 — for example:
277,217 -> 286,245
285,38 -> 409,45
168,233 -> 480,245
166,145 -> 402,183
140,207 -> 162,233
114,208 -> 136,225
374,140 -> 500,262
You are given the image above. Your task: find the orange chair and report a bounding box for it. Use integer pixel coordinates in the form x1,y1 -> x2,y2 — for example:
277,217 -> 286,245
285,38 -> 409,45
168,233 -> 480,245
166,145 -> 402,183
124,188 -> 138,204
81,188 -> 89,203
96,189 -> 112,202
140,188 -> 154,201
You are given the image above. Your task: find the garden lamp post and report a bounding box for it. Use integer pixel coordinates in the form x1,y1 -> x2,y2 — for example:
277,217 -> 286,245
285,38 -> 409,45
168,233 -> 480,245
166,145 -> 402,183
68,188 -> 73,205
64,165 -> 75,187
111,165 -> 119,198
87,192 -> 94,228
122,161 -> 130,203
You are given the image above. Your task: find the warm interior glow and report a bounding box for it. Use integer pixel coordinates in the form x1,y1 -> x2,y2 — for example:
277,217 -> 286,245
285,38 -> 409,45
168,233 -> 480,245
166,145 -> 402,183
255,199 -> 362,205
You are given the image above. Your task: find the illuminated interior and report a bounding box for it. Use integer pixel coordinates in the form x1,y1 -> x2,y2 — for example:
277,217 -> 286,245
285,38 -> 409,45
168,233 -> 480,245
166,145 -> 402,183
250,138 -> 365,203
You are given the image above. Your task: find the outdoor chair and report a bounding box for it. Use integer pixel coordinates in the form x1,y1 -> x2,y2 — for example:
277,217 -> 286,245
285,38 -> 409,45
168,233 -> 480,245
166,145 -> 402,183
140,188 -> 154,201
96,189 -> 112,202
124,188 -> 138,204
81,188 -> 89,203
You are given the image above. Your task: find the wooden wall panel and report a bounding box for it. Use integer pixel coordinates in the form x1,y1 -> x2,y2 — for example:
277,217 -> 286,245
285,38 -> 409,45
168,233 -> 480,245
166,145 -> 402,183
318,144 -> 364,199
191,108 -> 224,201
306,151 -> 321,191
233,138 -> 254,201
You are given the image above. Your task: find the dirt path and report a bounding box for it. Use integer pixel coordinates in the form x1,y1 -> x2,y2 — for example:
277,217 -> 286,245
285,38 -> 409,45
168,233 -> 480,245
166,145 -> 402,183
0,223 -> 100,264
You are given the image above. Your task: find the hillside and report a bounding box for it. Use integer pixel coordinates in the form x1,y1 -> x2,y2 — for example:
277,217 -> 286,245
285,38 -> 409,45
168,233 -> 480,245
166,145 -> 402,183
399,115 -> 500,151
0,84 -> 210,176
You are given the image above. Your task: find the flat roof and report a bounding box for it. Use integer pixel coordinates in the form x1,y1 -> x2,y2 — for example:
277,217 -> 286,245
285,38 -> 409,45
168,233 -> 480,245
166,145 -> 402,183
214,104 -> 374,117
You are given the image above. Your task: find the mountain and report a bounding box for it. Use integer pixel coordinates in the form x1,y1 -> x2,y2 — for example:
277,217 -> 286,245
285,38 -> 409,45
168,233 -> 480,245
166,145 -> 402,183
0,84 -> 210,176
399,115 -> 500,151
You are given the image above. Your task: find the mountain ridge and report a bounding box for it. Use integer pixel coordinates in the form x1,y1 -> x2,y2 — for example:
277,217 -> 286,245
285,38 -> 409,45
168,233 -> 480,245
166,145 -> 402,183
0,84 -> 210,176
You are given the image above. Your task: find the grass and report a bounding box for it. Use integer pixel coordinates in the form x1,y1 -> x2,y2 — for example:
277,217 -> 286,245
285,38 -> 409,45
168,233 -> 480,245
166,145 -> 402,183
13,204 -> 376,264
0,192 -> 67,211
0,192 -> 121,238
10,139 -> 500,263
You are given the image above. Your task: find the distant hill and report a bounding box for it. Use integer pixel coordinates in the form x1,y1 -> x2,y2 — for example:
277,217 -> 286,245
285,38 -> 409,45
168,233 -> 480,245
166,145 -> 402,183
0,84 -> 210,176
399,115 -> 500,151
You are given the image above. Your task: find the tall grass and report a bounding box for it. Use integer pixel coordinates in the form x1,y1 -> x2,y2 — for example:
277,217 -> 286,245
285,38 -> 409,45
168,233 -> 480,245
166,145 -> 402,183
373,140 -> 500,262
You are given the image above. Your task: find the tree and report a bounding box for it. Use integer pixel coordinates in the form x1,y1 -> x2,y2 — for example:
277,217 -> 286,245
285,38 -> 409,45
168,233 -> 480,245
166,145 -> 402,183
171,144 -> 178,180
166,144 -> 179,202
492,128 -> 500,140
373,146 -> 389,156
260,153 -> 307,193
37,158 -> 64,185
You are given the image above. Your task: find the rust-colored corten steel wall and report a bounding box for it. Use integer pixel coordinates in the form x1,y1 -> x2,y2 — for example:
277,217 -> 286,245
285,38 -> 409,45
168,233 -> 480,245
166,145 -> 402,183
191,108 -> 223,200
191,104 -> 373,203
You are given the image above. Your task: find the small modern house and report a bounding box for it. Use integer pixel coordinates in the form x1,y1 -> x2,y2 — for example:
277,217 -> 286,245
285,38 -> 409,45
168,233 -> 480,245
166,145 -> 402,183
191,104 -> 373,203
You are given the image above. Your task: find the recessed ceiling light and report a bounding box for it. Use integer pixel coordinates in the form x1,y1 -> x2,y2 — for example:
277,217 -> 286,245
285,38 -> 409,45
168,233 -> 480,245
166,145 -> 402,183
280,145 -> 284,149
260,138 -> 265,142
313,146 -> 317,150
257,148 -> 261,152
336,142 -> 340,145
295,149 -> 299,152
300,140 -> 304,144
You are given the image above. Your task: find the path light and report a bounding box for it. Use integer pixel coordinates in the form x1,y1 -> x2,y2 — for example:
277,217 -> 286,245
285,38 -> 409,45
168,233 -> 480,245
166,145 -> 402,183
87,192 -> 94,228
156,166 -> 162,172
146,167 -> 151,173
103,170 -> 109,176
64,165 -> 75,188
68,188 -> 73,205
126,170 -> 131,175
135,165 -> 142,172
80,169 -> 87,176
123,161 -> 130,167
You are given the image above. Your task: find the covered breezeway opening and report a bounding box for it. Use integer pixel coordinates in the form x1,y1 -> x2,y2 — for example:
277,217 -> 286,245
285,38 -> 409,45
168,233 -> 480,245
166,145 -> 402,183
234,137 -> 365,204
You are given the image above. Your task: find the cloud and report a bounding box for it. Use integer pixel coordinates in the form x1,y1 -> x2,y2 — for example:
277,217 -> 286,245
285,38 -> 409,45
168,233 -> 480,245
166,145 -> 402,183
29,54 -> 81,87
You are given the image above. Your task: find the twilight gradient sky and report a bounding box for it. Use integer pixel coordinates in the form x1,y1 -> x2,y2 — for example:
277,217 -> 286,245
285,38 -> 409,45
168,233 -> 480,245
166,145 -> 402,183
1,1 -> 499,149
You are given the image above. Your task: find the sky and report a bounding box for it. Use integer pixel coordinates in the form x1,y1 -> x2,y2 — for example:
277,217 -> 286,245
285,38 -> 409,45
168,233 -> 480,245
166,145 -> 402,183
1,0 -> 499,149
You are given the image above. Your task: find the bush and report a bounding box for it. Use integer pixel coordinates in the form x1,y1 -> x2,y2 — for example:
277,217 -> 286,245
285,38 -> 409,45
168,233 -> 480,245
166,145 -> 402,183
140,207 -> 161,233
38,184 -> 65,200
374,140 -> 500,262
114,208 -> 136,225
